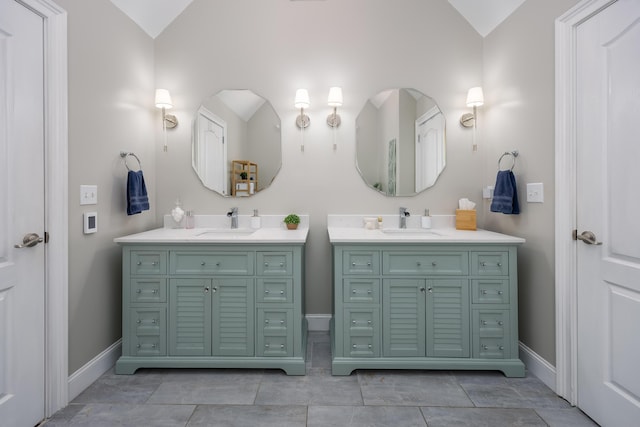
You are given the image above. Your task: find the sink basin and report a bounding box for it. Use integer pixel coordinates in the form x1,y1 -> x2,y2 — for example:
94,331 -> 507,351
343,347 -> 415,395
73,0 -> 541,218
381,228 -> 442,236
195,228 -> 255,237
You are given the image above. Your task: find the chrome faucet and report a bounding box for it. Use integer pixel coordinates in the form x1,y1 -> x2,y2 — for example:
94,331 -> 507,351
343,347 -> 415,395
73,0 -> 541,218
399,207 -> 410,229
227,207 -> 238,229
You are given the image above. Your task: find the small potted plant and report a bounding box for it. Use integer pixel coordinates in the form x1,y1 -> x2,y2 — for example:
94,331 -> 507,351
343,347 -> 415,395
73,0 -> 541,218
283,213 -> 300,230
239,171 -> 248,180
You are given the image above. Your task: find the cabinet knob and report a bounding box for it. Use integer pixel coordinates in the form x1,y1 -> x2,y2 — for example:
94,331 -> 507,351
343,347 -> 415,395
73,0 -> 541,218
481,262 -> 486,266
152,319 -> 157,324
264,262 -> 269,267
137,319 -> 141,324
204,287 -> 210,293
367,290 -> 372,294
137,344 -> 141,348
137,261 -> 142,266
280,344 -> 285,349
367,320 -> 372,325
265,344 -> 270,348
201,261 -> 206,266
499,345 -> 504,350
367,262 -> 371,266
280,263 -> 284,267
280,320 -> 285,325
481,289 -> 487,295
428,287 -> 433,293
368,344 -> 372,349
265,320 -> 269,324
417,261 -> 421,266
280,290 -> 284,295
265,290 -> 270,294
353,344 -> 357,348
420,287 -> 426,292
498,321 -> 504,326
498,290 -> 503,295
212,287 -> 217,293
215,262 -> 221,267
152,344 -> 157,349
152,261 -> 158,266
431,262 -> 437,267
136,289 -> 142,294
497,262 -> 502,267
482,345 -> 488,350
152,289 -> 158,294
482,320 -> 487,325
352,262 -> 356,266
352,290 -> 357,294
352,320 -> 356,324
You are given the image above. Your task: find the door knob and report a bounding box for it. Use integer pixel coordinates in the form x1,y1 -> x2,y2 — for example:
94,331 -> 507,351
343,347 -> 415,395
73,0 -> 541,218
573,230 -> 602,245
14,233 -> 44,248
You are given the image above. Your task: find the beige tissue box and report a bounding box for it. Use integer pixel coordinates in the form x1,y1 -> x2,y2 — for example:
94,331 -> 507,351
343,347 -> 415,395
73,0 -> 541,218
455,209 -> 476,230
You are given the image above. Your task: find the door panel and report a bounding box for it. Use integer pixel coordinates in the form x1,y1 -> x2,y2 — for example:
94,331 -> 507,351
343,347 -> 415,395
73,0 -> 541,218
576,1 -> 640,424
382,279 -> 425,356
212,278 -> 254,356
169,279 -> 212,356
0,1 -> 45,425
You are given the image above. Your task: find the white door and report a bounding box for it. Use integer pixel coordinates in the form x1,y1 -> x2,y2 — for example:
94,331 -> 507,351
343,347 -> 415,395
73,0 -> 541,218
0,0 -> 46,426
576,0 -> 640,425
415,108 -> 445,192
194,107 -> 227,195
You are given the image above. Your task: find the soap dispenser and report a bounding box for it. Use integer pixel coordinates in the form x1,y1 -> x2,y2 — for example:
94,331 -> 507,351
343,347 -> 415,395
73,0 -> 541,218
171,199 -> 185,227
421,209 -> 432,229
251,209 -> 261,229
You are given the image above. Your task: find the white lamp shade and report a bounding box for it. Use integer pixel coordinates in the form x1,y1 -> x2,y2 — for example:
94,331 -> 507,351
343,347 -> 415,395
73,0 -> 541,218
327,87 -> 343,107
466,87 -> 484,107
294,89 -> 310,109
155,89 -> 173,109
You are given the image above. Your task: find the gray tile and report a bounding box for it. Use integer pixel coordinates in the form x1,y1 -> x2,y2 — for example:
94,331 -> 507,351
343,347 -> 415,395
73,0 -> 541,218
72,369 -> 164,404
147,369 -> 262,405
187,405 -> 307,427
308,405 -> 427,427
311,341 -> 331,368
459,375 -> 571,409
255,369 -> 363,406
63,403 -> 194,426
358,370 -> 473,407
421,407 -> 547,427
536,408 -> 600,426
307,331 -> 330,343
40,404 -> 85,426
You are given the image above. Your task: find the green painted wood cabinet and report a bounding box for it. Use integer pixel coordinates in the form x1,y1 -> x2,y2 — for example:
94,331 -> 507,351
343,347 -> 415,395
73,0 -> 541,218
116,243 -> 306,375
331,243 -> 525,377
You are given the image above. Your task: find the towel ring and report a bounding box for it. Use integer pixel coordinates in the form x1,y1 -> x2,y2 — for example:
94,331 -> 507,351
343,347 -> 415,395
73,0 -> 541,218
120,151 -> 142,171
498,150 -> 519,171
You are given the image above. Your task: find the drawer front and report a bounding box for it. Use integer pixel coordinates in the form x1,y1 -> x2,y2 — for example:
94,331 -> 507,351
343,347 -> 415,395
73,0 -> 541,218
170,252 -> 254,275
343,278 -> 380,303
471,252 -> 509,276
130,278 -> 167,303
129,306 -> 166,356
471,279 -> 510,304
383,252 -> 468,275
258,335 -> 293,357
257,252 -> 292,276
256,278 -> 293,303
475,337 -> 509,359
346,336 -> 378,357
343,250 -> 379,275
345,308 -> 377,336
258,309 -> 292,336
474,310 -> 510,338
130,250 -> 167,275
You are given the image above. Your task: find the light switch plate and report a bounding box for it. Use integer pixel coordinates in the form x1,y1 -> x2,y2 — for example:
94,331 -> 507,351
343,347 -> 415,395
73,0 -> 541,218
80,185 -> 97,205
483,186 -> 494,199
526,182 -> 544,203
83,212 -> 97,234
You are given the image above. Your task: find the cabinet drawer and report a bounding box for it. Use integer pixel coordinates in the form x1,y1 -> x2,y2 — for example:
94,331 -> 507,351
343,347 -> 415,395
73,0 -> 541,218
257,252 -> 292,276
130,251 -> 167,275
474,310 -> 510,338
130,278 -> 167,303
256,279 -> 293,303
346,336 -> 378,357
343,278 -> 380,303
170,252 -> 254,275
383,252 -> 468,275
258,335 -> 293,357
258,309 -> 292,336
129,306 -> 166,356
471,252 -> 509,276
475,337 -> 509,359
343,250 -> 379,275
345,308 -> 377,336
471,279 -> 510,304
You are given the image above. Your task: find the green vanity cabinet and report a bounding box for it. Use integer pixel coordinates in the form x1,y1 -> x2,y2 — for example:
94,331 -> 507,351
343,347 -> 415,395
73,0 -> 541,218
331,243 -> 525,377
116,243 -> 306,375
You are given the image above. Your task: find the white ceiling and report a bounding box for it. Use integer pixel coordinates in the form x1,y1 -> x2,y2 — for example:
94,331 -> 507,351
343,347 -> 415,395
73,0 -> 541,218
109,0 -> 526,39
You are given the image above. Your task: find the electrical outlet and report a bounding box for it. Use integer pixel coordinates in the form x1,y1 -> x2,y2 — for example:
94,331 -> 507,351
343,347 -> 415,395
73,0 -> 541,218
80,185 -> 97,205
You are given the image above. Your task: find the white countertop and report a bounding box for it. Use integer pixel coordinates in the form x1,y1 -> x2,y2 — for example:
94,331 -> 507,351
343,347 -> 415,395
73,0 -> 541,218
114,215 -> 309,244
327,215 -> 524,244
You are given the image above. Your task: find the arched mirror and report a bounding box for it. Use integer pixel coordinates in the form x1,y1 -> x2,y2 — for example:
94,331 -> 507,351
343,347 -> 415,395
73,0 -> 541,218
356,88 -> 446,196
192,89 -> 282,197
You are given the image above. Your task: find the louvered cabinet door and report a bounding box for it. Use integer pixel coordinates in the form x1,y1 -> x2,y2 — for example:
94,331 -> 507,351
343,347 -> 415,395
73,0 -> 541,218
212,278 -> 254,356
382,279 -> 426,357
169,279 -> 212,356
425,279 -> 470,358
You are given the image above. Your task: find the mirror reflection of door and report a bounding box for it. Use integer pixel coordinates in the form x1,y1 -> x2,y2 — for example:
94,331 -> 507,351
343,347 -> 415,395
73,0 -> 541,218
194,106 -> 227,195
415,107 -> 445,193
387,139 -> 397,196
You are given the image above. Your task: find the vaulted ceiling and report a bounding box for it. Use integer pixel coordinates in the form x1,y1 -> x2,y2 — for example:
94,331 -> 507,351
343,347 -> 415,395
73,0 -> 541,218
109,0 -> 527,39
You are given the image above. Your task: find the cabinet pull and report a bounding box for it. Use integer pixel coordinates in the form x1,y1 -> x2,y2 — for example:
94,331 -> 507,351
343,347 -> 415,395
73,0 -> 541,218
367,289 -> 372,294
152,289 -> 158,294
420,287 -> 426,293
482,345 -> 488,350
280,344 -> 285,349
215,262 -> 221,267
482,320 -> 487,325
280,290 -> 284,295
367,262 -> 371,266
498,321 -> 503,326
481,262 -> 486,266
367,320 -> 372,325
352,262 -> 356,266
498,290 -> 503,295
368,344 -> 372,349
137,261 -> 142,266
152,319 -> 157,324
264,262 -> 269,267
499,345 -> 504,350
265,320 -> 269,324
280,262 -> 284,267
481,289 -> 487,295
497,262 -> 502,267
212,287 -> 217,293
352,320 -> 356,324
265,344 -> 270,348
353,344 -> 357,348
137,319 -> 141,324
265,290 -> 270,294
428,287 -> 433,293
201,261 -> 206,266
280,320 -> 285,325
204,286 -> 210,293
352,289 -> 357,294
152,261 -> 158,266
137,344 -> 141,348
136,289 -> 142,293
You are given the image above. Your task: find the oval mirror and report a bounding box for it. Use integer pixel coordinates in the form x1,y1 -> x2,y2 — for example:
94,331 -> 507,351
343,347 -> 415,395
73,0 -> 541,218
192,89 -> 282,197
356,88 -> 446,196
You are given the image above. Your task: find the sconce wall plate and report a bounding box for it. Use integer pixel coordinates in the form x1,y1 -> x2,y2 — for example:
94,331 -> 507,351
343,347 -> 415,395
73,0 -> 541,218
164,113 -> 178,129
326,112 -> 341,127
460,112 -> 475,128
296,113 -> 310,129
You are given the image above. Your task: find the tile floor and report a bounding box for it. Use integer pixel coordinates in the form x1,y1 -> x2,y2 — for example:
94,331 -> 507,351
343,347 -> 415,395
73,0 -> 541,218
42,332 -> 598,426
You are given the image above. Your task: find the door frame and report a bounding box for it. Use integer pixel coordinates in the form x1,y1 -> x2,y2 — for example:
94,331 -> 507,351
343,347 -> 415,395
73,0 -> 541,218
14,0 -> 68,417
555,0 -> 615,406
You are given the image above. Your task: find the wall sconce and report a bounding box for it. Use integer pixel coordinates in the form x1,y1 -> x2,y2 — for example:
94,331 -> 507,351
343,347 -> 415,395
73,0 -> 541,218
294,89 -> 310,129
460,86 -> 484,152
326,86 -> 343,128
155,89 -> 177,152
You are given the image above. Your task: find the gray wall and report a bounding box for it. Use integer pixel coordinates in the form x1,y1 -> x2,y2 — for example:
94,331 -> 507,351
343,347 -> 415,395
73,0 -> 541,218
57,0 -> 157,373
153,0 -> 484,320
59,0 -> 582,373
482,0 -> 581,364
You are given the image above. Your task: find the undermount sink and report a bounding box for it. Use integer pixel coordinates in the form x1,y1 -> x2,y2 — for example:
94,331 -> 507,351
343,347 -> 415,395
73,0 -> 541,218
380,228 -> 442,236
195,228 -> 256,237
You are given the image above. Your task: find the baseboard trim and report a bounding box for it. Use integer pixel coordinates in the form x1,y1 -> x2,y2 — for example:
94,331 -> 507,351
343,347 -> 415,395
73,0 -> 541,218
519,341 -> 556,392
306,314 -> 331,331
67,339 -> 121,401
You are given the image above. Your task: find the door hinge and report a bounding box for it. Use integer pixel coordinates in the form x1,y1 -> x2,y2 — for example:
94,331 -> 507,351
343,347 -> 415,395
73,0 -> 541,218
572,229 -> 577,241
44,231 -> 50,243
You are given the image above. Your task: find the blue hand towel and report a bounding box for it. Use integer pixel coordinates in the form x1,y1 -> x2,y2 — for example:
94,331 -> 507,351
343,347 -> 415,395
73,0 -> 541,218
126,170 -> 149,215
490,170 -> 520,215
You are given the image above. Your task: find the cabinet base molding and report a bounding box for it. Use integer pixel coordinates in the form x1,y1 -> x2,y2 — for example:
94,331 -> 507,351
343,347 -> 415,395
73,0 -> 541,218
331,357 -> 525,377
115,354 -> 307,376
